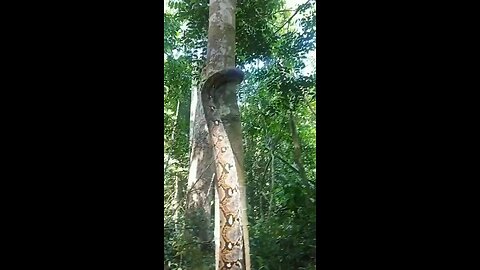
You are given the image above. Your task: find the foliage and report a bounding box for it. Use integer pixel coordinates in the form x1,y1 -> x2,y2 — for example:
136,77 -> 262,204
164,0 -> 316,269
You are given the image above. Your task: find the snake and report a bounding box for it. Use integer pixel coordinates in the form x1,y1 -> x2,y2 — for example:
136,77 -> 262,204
200,68 -> 246,270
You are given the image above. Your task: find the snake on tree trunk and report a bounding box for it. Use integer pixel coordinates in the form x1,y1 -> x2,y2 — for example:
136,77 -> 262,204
200,68 -> 246,270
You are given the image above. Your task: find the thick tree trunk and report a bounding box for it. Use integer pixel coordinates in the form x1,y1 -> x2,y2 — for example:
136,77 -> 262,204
185,64 -> 216,268
204,0 -> 251,269
187,69 -> 215,226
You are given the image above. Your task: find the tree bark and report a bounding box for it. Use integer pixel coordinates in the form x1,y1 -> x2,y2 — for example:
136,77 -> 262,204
185,63 -> 216,268
203,0 -> 251,269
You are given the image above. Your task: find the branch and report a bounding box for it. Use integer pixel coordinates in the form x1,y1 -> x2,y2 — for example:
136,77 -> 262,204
259,155 -> 273,203
274,0 -> 312,35
263,147 -> 300,174
260,155 -> 273,187
304,93 -> 316,119
272,9 -> 294,15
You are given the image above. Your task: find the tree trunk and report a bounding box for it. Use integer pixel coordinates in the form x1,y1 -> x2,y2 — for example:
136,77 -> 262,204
202,0 -> 251,269
289,111 -> 309,183
267,151 -> 275,218
185,63 -> 216,268
169,100 -> 181,224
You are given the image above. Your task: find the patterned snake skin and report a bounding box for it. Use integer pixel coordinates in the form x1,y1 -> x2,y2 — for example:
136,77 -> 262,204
201,68 -> 245,270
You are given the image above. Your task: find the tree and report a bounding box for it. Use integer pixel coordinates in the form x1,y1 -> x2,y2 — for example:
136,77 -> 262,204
184,44 -> 216,269
201,0 -> 251,269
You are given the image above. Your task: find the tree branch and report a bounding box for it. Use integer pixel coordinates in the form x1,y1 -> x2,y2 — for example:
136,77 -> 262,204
274,0 -> 312,35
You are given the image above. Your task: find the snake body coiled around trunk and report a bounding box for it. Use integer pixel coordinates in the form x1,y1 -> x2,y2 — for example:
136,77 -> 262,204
201,68 -> 245,270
